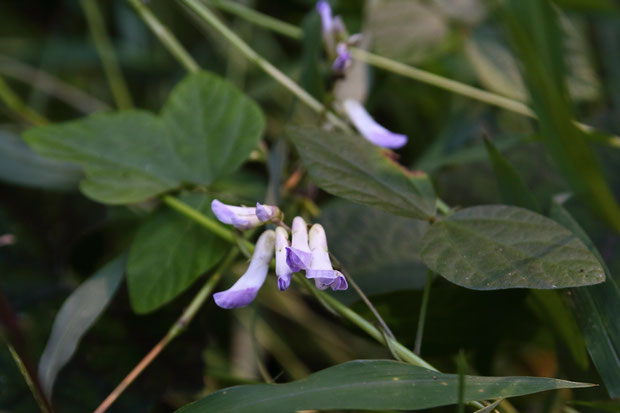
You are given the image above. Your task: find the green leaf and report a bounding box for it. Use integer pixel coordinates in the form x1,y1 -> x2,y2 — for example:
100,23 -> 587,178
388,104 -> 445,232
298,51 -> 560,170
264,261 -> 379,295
299,11 -> 325,100
0,129 -> 81,191
319,200 -> 429,304
38,255 -> 125,399
549,200 -> 620,398
126,193 -> 228,313
366,0 -> 449,64
483,138 -> 541,212
504,0 -> 620,235
465,26 -> 527,102
420,205 -> 605,289
465,19 -> 600,103
160,72 -> 264,186
175,359 -> 592,413
287,126 -> 436,220
24,71 -> 264,204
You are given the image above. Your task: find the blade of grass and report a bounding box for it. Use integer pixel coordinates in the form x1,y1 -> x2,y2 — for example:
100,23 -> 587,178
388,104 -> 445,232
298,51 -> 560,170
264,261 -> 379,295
81,0 -> 133,110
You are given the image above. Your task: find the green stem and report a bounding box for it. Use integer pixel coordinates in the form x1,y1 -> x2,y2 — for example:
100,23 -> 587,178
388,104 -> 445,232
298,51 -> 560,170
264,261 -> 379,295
162,195 -> 248,248
0,54 -> 110,114
7,344 -> 53,413
125,0 -> 200,73
163,196 -> 492,410
93,248 -> 238,413
81,0 -> 133,110
350,48 -> 534,118
208,0 -> 302,40
210,0 -> 620,148
298,275 -> 436,370
177,0 -> 351,132
414,271 -> 433,355
0,74 -> 48,125
162,195 -> 435,369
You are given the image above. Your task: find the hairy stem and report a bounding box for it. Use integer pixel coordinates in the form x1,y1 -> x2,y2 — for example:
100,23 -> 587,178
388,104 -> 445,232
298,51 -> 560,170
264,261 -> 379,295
93,248 -> 238,413
81,0 -> 133,110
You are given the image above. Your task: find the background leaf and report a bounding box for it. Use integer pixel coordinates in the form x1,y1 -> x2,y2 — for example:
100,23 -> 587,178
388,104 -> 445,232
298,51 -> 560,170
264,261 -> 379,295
319,200 -> 429,304
38,255 -> 125,399
24,71 -> 264,204
0,130 -> 81,191
421,205 -> 605,289
483,137 -> 541,212
287,126 -> 436,220
549,199 -> 620,398
126,193 -> 228,313
366,0 -> 449,64
465,17 -> 600,103
175,359 -> 592,413
503,0 -> 620,234
483,136 -> 586,367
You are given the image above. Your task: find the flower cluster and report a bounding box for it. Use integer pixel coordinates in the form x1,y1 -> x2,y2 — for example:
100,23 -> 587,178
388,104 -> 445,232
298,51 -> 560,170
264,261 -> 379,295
211,200 -> 347,309
317,0 -> 408,149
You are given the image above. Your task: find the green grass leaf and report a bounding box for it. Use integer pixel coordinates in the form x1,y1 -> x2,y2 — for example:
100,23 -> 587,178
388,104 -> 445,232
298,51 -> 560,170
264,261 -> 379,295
503,0 -> 620,234
287,126 -> 436,220
421,205 -> 605,289
38,255 -> 125,399
23,71 -> 264,204
175,359 -> 593,413
483,137 -> 541,212
126,193 -> 228,313
549,200 -> 620,398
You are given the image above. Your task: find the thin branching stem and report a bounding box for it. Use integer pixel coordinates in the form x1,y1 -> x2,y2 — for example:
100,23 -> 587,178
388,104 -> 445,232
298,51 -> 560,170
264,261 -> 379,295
93,248 -> 239,413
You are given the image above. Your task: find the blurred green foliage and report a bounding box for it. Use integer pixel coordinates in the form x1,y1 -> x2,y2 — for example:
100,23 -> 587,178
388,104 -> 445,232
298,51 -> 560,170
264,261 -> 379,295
1,0 -> 620,412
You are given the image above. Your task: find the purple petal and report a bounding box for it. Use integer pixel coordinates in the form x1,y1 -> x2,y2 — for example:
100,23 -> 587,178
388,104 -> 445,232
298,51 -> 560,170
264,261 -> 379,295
343,99 -> 408,149
329,272 -> 348,291
286,247 -> 313,272
277,273 -> 293,291
211,199 -> 235,225
213,230 -> 275,309
306,269 -> 348,291
332,43 -> 351,73
214,287 -> 259,309
256,202 -> 281,223
316,0 -> 333,33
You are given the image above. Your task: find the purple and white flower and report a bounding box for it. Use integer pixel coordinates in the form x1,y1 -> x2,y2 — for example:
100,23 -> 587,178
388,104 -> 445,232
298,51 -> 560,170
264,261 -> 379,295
211,199 -> 261,230
213,230 -> 276,309
286,216 -> 313,272
342,99 -> 408,149
306,224 -> 348,291
275,227 -> 294,291
256,202 -> 282,223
